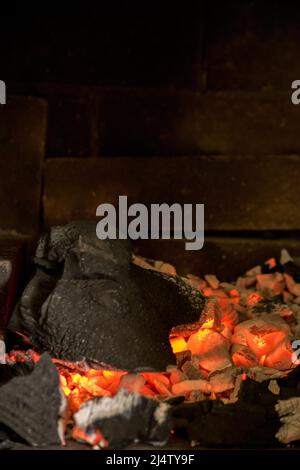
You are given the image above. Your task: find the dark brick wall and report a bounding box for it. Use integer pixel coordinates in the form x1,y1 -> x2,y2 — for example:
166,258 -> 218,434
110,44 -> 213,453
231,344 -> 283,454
1,5 -> 300,236
206,0 -> 300,90
3,3 -> 300,158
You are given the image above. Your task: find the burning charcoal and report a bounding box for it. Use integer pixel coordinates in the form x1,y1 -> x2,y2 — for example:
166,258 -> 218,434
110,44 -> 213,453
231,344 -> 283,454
231,343 -> 258,368
153,261 -> 176,276
73,389 -> 172,448
167,366 -> 186,385
181,361 -> 202,380
276,397 -> 300,443
209,367 -> 238,395
231,314 -> 294,370
284,273 -> 300,297
172,379 -> 211,396
236,276 -> 256,289
152,378 -> 172,397
248,297 -> 293,319
186,274 -> 207,290
245,265 -> 262,277
0,353 -> 66,447
132,256 -> 177,276
186,330 -> 232,373
256,273 -> 284,295
204,274 -> 219,290
119,373 -> 145,393
262,257 -> 279,274
131,254 -> 156,271
10,221 -> 205,370
283,289 -> 294,303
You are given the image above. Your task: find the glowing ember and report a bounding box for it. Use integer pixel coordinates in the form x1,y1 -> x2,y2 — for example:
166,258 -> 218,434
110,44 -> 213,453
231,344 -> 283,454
5,249 -> 300,427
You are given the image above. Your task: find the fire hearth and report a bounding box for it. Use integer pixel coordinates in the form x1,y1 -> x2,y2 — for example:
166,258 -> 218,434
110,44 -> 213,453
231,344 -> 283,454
1,222 -> 300,449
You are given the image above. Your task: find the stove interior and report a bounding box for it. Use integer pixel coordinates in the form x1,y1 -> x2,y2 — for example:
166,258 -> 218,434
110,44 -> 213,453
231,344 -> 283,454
1,3 -> 300,450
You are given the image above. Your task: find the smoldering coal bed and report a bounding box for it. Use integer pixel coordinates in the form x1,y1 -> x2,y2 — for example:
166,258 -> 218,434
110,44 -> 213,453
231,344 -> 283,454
2,221 -> 300,450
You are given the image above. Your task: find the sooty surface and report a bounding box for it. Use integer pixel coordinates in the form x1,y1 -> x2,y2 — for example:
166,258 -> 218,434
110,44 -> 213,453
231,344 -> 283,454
10,221 -> 205,370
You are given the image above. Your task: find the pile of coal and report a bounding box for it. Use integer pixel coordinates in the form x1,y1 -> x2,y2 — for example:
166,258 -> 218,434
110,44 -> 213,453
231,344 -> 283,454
73,388 -> 172,448
10,221 -> 205,370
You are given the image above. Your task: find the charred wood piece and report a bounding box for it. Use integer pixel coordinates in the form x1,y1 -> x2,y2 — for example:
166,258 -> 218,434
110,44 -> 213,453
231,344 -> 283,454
0,353 -> 65,447
74,388 -> 172,448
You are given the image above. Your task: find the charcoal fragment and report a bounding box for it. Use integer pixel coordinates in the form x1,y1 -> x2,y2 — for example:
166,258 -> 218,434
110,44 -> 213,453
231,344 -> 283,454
10,221 -> 205,370
74,389 -> 172,448
283,261 -> 300,283
0,353 -> 64,447
0,361 -> 33,387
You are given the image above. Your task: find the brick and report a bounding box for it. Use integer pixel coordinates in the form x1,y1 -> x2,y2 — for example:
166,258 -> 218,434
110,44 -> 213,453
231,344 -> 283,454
95,90 -> 300,156
44,155 -> 300,230
96,89 -> 199,156
10,90 -> 300,158
0,95 -> 47,233
134,238 -> 300,280
189,91 -> 300,155
206,0 -> 300,90
47,93 -> 90,157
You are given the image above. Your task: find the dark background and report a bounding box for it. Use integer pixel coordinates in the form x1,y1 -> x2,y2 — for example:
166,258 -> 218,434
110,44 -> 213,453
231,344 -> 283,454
2,1 -> 299,158
1,1 -> 300,281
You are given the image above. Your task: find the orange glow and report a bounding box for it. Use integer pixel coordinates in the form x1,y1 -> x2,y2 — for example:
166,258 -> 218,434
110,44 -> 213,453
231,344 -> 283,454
265,258 -> 277,269
229,289 -> 239,298
72,426 -> 108,447
247,292 -> 262,306
194,328 -> 212,341
6,253 -> 298,426
170,336 -> 188,353
252,335 -> 267,349
59,369 -> 116,411
201,318 -> 215,329
103,370 -> 117,379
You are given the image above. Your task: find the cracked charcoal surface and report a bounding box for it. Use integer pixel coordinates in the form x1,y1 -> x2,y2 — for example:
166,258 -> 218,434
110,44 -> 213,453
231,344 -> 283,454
0,361 -> 33,387
10,221 -> 205,370
74,389 -> 172,448
0,353 -> 62,446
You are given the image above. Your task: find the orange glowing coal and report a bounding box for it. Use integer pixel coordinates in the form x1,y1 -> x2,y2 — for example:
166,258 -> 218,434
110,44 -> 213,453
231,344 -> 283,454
5,252 -> 300,417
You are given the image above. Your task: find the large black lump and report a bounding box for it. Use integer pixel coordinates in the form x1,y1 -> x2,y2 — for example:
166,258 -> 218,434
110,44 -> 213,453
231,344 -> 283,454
10,221 -> 205,370
0,353 -> 63,447
74,388 -> 172,448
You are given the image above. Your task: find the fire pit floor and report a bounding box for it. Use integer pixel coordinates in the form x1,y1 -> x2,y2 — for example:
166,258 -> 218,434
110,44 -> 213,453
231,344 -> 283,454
2,229 -> 300,449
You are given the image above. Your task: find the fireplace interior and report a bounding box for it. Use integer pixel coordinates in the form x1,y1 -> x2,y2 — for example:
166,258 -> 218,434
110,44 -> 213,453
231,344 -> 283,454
1,3 -> 300,450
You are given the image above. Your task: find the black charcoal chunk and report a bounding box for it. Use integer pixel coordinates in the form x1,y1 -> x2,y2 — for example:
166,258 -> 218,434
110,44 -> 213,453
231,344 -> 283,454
172,378 -> 283,448
0,353 -> 63,447
74,389 -> 172,448
250,297 -> 286,316
282,261 -> 300,283
0,361 -> 33,387
10,221 -> 204,370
